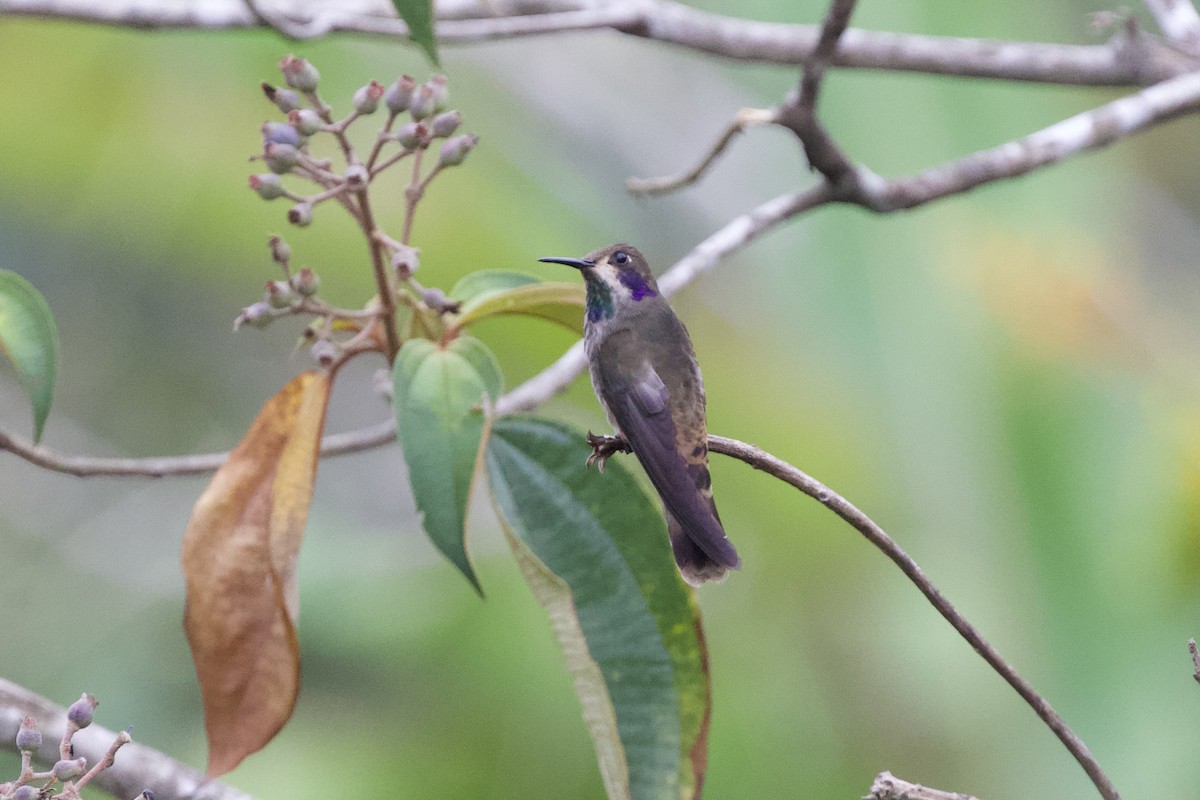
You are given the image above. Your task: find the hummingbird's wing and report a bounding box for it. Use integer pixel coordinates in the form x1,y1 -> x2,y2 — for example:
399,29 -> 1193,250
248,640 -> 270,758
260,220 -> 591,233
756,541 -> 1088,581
603,362 -> 741,578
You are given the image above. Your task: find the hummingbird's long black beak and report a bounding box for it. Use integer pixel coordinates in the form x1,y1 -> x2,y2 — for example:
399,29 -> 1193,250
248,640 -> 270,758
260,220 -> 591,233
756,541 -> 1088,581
538,256 -> 593,271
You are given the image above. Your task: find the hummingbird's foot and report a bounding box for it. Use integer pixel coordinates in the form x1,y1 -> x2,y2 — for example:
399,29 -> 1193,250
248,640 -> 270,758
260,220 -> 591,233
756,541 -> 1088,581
585,431 -> 631,473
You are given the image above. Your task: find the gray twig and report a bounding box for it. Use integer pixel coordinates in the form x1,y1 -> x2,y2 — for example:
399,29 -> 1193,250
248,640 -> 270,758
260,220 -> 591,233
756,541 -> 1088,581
3,0 -> 1199,85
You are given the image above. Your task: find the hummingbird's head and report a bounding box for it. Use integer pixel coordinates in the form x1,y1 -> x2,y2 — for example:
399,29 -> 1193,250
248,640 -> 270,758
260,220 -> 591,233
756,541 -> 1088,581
539,243 -> 660,323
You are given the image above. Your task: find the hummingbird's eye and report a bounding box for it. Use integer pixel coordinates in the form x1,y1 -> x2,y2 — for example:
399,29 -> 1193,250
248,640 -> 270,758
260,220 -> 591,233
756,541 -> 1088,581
612,251 -> 630,265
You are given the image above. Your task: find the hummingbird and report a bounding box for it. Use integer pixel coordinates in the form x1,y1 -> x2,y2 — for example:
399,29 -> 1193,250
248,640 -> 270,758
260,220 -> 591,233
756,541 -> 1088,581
539,244 -> 740,585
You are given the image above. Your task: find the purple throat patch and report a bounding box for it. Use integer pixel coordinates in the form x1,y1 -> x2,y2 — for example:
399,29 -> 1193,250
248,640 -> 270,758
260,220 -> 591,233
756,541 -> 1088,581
620,272 -> 658,301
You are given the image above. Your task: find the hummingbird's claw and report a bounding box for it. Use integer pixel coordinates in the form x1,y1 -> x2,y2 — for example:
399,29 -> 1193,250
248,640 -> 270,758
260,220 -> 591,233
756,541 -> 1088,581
585,431 -> 631,473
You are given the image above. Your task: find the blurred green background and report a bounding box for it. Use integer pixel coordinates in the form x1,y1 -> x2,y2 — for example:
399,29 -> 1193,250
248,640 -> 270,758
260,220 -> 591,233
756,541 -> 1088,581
3,2 -> 1200,798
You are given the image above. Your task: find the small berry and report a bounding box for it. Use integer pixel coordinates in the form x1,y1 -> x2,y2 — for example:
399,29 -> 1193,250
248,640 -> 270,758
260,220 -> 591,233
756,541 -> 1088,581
261,82 -> 301,114
235,301 -> 273,330
352,81 -> 385,115
288,108 -> 322,137
438,133 -> 478,167
293,267 -> 320,296
53,758 -> 86,782
384,75 -> 416,114
269,235 -> 291,265
263,142 -> 300,174
344,164 -> 369,189
261,121 -> 301,147
422,287 -> 462,314
409,84 -> 436,121
395,122 -> 428,150
67,693 -> 97,730
15,717 -> 41,753
287,202 -> 313,227
249,173 -> 285,200
264,280 -> 297,309
428,75 -> 449,111
279,55 -> 319,92
310,339 -> 339,368
392,246 -> 420,279
430,110 -> 461,139
13,785 -> 38,800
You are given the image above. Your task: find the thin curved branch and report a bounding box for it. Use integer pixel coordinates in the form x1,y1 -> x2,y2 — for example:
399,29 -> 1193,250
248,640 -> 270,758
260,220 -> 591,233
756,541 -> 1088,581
3,0 -> 1199,86
706,435 -> 1121,800
0,679 -> 251,800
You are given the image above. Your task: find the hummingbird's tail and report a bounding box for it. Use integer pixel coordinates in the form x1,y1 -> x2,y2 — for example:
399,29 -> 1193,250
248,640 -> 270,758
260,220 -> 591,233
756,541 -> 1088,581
666,510 -> 740,586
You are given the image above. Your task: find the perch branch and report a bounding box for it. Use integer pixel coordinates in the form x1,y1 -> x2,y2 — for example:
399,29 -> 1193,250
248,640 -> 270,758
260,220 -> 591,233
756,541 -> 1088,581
3,0 -> 1199,86
706,435 -> 1120,800
0,679 -> 253,800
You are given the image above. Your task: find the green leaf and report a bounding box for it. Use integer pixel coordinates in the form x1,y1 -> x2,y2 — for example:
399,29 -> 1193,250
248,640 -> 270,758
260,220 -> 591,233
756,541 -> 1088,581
0,270 -> 59,442
448,270 -> 584,334
393,335 -> 502,593
391,0 -> 438,65
486,417 -> 711,800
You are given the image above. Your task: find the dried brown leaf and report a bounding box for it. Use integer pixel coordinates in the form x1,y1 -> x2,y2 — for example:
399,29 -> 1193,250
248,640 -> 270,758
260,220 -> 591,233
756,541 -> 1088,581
181,371 -> 331,776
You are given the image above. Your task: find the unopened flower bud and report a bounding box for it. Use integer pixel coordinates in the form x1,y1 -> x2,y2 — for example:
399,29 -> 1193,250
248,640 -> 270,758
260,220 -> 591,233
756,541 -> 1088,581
384,75 -> 415,114
409,84 -> 436,121
352,81 -> 385,115
53,758 -> 86,782
394,122 -> 428,150
16,717 -> 41,753
391,246 -> 420,279
293,267 -> 320,296
262,82 -> 301,114
288,108 -> 322,137
438,133 -> 478,167
279,55 -> 319,92
344,164 -> 369,189
269,235 -> 291,265
310,339 -> 339,368
235,301 -> 273,330
422,287 -> 462,314
263,142 -> 300,174
428,75 -> 449,111
430,110 -> 461,139
261,121 -> 301,148
67,694 -> 97,730
287,202 -> 313,227
13,785 -> 38,800
264,280 -> 297,309
249,173 -> 285,200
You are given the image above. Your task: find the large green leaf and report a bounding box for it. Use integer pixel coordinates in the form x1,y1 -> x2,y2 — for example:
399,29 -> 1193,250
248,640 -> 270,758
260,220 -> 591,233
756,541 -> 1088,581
0,270 -> 59,442
393,335 -> 502,593
448,270 -> 584,334
391,0 -> 438,65
486,417 -> 711,800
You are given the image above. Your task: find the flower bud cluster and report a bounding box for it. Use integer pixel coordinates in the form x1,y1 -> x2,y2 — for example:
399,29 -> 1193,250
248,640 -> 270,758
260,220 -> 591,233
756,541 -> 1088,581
240,60 -> 480,366
6,693 -> 134,798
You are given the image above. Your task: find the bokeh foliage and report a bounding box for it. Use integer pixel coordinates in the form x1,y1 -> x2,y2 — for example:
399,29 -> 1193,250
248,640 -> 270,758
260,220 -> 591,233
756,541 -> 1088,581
2,2 -> 1200,798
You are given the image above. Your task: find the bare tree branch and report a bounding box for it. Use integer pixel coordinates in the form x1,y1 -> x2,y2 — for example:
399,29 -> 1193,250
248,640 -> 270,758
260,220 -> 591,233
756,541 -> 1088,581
3,0 -> 1199,86
1144,0 -> 1200,55
858,68 -> 1200,211
778,0 -> 860,185
706,436 -> 1121,800
0,679 -> 252,800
